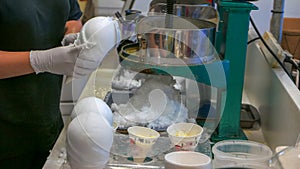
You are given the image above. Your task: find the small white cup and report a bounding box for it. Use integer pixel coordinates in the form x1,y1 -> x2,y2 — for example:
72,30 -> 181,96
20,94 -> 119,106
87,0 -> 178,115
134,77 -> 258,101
127,126 -> 160,163
164,151 -> 212,169
167,123 -> 203,151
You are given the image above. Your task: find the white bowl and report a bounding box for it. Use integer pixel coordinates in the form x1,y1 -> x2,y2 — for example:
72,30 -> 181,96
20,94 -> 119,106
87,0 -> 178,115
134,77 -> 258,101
164,151 -> 212,169
167,123 -> 203,151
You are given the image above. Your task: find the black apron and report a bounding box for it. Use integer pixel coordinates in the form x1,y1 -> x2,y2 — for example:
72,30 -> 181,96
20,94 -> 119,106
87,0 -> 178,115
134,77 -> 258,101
0,0 -> 82,158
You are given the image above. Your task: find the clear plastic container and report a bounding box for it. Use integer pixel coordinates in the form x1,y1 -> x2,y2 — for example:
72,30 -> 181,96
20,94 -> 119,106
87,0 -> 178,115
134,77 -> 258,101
212,140 -> 273,168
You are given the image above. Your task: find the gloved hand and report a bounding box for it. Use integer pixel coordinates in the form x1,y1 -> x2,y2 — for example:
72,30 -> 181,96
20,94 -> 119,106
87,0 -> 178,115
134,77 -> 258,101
61,33 -> 79,46
30,43 -> 97,78
74,44 -> 101,77
33,17 -> 121,80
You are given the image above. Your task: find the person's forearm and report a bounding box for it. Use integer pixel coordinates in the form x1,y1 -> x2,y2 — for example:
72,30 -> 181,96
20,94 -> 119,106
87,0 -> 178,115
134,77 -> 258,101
0,51 -> 34,79
0,20 -> 82,79
65,20 -> 82,34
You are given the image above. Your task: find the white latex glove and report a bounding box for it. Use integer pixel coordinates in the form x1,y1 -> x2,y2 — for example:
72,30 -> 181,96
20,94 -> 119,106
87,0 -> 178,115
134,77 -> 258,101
61,33 -> 79,46
30,43 -> 96,78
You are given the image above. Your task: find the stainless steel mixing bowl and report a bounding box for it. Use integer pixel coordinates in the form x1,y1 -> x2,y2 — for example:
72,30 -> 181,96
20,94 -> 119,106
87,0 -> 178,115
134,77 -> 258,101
135,14 -> 217,65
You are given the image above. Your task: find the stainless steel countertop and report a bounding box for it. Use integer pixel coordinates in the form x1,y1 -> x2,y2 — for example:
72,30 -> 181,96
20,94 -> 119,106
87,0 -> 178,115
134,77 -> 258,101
44,36 -> 300,168
43,68 -> 267,169
42,116 -> 266,169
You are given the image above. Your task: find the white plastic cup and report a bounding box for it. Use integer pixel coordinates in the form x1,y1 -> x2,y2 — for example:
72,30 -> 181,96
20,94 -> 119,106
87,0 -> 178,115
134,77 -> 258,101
127,126 -> 160,163
167,123 -> 203,151
164,151 -> 212,169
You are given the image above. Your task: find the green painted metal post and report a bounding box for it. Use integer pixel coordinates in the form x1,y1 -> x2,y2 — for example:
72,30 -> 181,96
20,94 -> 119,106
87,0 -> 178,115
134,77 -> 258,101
212,1 -> 258,141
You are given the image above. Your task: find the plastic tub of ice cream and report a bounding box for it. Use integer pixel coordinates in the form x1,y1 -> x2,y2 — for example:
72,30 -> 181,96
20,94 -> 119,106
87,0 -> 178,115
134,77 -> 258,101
212,140 -> 273,168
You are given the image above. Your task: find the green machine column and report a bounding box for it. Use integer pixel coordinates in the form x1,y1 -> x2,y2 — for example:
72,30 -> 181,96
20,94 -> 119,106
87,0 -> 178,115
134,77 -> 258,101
212,1 -> 258,141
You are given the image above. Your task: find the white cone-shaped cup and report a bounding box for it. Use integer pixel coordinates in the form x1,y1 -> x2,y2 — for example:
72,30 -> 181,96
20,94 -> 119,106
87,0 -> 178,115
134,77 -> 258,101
71,96 -> 113,124
66,97 -> 114,169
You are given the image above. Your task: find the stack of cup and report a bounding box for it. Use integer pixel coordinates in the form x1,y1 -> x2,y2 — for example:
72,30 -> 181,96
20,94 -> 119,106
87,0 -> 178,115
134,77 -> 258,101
66,97 -> 114,169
